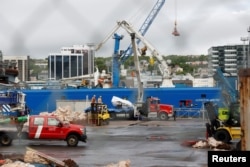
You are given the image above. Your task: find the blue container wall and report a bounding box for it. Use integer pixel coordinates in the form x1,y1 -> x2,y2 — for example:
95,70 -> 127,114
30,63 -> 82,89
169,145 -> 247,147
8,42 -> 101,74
23,88 -> 137,115
23,87 -> 222,115
144,87 -> 222,108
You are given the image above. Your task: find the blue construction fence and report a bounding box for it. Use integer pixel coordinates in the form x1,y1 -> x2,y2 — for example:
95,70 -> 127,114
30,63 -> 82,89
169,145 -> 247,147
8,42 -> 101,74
174,107 -> 203,118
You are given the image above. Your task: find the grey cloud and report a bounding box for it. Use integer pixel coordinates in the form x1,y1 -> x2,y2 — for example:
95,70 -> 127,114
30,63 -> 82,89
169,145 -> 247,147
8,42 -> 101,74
0,0 -> 249,58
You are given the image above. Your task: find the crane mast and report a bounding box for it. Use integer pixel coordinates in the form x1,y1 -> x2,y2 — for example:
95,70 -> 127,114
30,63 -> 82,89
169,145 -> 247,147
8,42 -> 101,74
94,24 -> 124,87
112,34 -> 124,88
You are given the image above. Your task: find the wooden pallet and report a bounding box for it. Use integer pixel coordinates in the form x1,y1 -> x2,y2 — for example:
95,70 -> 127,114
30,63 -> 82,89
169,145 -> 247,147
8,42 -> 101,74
26,147 -> 67,167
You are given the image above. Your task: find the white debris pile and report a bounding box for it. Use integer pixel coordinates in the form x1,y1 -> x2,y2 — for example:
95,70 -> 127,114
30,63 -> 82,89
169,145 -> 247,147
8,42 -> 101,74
192,137 -> 232,150
0,150 -> 48,167
0,148 -> 79,167
24,150 -> 49,165
104,160 -> 131,167
1,161 -> 35,167
192,140 -> 209,149
40,106 -> 87,123
207,137 -> 223,148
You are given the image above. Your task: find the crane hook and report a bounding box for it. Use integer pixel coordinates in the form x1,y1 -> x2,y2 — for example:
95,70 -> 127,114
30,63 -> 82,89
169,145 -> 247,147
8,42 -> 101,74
172,21 -> 180,36
172,0 -> 180,36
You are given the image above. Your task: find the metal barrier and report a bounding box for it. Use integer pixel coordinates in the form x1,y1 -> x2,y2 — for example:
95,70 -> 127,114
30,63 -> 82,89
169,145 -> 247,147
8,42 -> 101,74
175,108 -> 201,118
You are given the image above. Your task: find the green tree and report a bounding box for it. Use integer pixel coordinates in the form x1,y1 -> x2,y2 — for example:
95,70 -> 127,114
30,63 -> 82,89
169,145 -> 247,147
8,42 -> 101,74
29,59 -> 43,78
95,57 -> 108,72
163,55 -> 205,75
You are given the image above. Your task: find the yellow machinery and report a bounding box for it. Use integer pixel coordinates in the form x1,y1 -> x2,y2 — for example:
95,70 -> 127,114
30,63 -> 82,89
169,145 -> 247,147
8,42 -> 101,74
215,107 -> 241,142
218,108 -> 229,121
205,101 -> 241,143
214,126 -> 241,142
207,67 -> 241,143
91,103 -> 110,126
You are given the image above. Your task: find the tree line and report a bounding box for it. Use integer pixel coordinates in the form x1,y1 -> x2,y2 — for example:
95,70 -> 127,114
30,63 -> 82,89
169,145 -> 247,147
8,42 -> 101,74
29,55 -> 208,78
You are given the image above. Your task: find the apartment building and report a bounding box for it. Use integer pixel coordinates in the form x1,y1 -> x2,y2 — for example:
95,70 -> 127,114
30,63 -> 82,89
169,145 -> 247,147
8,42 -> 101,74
2,55 -> 30,82
208,44 -> 248,76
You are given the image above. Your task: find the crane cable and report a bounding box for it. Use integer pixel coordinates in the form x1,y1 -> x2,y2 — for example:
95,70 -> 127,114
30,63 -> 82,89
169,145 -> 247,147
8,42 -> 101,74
175,0 -> 177,23
128,1 -> 152,27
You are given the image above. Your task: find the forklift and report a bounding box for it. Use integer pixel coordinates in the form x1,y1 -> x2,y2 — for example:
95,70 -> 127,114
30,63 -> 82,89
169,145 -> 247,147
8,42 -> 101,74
204,67 -> 241,143
204,101 -> 241,143
87,103 -> 110,126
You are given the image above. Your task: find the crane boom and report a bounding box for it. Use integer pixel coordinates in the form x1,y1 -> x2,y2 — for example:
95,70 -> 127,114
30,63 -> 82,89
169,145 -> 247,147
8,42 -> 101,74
92,24 -> 124,87
95,1 -> 166,87
95,25 -> 122,52
130,33 -> 143,104
117,20 -> 173,87
213,67 -> 238,106
94,19 -> 173,87
120,0 -> 165,63
118,21 -> 171,78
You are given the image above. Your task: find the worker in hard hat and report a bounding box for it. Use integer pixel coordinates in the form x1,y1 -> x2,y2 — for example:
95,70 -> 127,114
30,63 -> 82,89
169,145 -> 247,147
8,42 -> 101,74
98,96 -> 102,104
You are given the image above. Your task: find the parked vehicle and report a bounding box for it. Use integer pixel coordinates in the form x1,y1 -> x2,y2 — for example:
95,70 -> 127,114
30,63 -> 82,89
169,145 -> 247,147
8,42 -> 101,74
139,96 -> 175,120
107,96 -> 135,120
0,115 -> 87,147
0,90 -> 30,116
107,96 -> 175,121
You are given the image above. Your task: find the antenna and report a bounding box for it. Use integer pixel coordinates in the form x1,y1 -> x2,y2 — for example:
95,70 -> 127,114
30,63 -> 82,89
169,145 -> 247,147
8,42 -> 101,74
172,0 -> 180,36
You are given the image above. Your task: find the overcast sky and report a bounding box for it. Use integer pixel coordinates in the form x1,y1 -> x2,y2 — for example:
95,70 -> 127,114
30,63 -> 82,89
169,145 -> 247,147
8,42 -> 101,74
0,0 -> 250,59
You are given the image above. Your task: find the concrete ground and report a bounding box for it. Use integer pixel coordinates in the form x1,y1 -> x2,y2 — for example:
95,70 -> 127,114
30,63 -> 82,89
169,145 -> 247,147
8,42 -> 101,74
1,118 -> 211,167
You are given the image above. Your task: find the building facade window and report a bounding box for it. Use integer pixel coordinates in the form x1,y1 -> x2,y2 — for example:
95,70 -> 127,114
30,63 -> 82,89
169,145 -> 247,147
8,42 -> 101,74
49,56 -> 55,79
70,55 -> 77,77
78,56 -> 83,76
63,56 -> 70,78
48,45 -> 94,80
56,56 -> 62,80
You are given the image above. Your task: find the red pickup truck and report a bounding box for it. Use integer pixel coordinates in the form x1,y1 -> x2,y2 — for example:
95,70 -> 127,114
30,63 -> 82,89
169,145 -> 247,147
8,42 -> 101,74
0,115 -> 87,147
